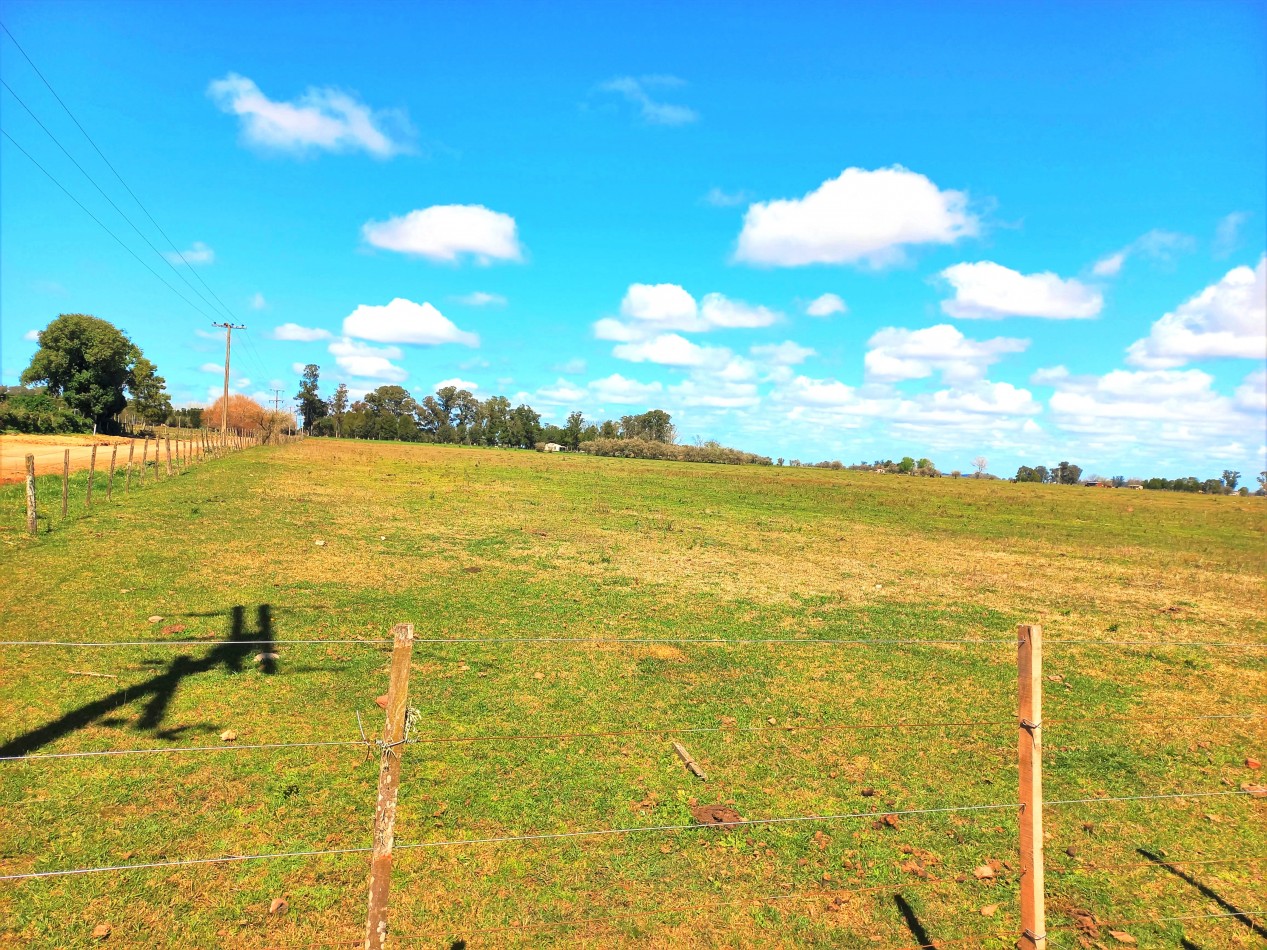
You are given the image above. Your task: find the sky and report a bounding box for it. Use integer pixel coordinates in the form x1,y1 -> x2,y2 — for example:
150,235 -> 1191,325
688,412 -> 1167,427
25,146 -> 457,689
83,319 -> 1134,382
1,0 -> 1264,479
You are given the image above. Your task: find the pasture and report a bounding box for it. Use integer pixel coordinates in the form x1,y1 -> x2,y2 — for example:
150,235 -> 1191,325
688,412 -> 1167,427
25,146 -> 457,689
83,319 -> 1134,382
0,439 -> 1263,948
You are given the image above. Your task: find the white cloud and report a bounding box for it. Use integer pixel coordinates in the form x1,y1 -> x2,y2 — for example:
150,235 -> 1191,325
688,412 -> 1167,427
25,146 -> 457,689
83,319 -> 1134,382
207,73 -> 412,157
1092,229 -> 1194,277
272,322 -> 332,342
668,378 -> 761,408
434,377 -> 478,392
1214,212 -> 1250,258
362,205 -> 522,264
452,291 -> 507,306
343,297 -> 479,347
590,373 -> 664,404
23,329 -> 39,342
328,338 -> 407,383
1235,369 -> 1266,415
940,262 -> 1103,319
805,293 -> 847,318
613,333 -> 723,367
164,241 -> 214,266
1125,257 -> 1266,368
734,165 -> 977,268
750,341 -> 815,366
553,358 -> 587,375
598,284 -> 781,338
291,362 -> 308,374
535,379 -> 588,404
865,324 -> 1028,384
250,292 -> 268,310
597,75 -> 697,126
200,362 -> 222,374
703,187 -> 752,207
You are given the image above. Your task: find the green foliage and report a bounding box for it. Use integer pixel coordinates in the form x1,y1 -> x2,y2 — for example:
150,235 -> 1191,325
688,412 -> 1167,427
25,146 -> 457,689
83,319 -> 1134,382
295,364 -> 328,430
619,409 -> 676,443
581,437 -> 771,465
21,314 -> 140,425
328,383 -> 349,437
126,356 -> 172,425
0,386 -> 91,434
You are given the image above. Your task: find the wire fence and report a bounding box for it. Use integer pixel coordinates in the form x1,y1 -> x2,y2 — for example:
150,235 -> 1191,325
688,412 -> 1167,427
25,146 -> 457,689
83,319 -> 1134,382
1,623 -> 1263,947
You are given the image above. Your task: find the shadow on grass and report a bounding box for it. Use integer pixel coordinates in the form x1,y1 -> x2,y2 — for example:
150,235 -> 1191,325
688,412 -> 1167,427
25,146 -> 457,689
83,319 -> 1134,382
894,894 -> 935,948
0,604 -> 275,758
1136,848 -> 1267,940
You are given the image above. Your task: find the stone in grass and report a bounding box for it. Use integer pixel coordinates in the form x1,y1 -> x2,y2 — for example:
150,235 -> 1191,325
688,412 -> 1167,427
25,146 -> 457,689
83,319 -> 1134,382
92,923 -> 111,939
979,904 -> 998,917
314,539 -> 326,547
147,616 -> 163,623
220,729 -> 238,742
269,897 -> 288,915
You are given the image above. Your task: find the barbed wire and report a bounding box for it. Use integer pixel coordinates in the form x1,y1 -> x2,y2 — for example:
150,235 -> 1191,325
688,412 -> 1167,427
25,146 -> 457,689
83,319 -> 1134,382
1052,909 -> 1264,928
1048,854 -> 1266,874
4,711 -> 1261,765
1045,790 -> 1257,807
0,800 -> 1020,882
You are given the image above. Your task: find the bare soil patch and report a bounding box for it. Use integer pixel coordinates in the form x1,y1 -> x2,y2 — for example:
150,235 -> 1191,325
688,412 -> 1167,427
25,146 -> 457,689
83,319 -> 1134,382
1,434 -> 139,483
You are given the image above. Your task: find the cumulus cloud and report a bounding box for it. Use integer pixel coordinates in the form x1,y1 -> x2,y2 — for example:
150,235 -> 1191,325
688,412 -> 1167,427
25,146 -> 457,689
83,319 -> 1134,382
865,324 -> 1028,384
597,75 -> 697,126
702,187 -> 752,207
734,165 -> 977,268
805,293 -> 847,318
272,323 -> 332,342
250,292 -> 268,310
452,291 -> 507,306
940,262 -> 1102,319
363,205 -> 522,264
590,373 -> 664,404
328,338 -> 407,382
434,377 -> 478,391
343,297 -> 479,347
207,73 -> 412,157
613,333 -> 726,367
199,362 -> 223,374
164,241 -> 214,266
750,341 -> 816,365
1092,229 -> 1194,277
553,358 -> 587,375
23,329 -> 39,342
597,284 -> 781,338
1125,257 -> 1266,368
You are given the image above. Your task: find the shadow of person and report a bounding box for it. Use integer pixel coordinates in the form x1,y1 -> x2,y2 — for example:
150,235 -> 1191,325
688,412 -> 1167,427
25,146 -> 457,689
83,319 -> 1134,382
0,604 -> 275,759
894,894 -> 936,948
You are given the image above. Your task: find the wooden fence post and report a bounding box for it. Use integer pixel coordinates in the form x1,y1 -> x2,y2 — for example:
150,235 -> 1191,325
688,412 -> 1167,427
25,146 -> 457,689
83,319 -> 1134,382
61,449 -> 70,518
126,440 -> 135,493
107,445 -> 118,500
25,455 -> 37,535
140,438 -> 149,483
165,433 -> 173,476
87,444 -> 97,507
1018,623 -> 1046,950
364,622 -> 416,950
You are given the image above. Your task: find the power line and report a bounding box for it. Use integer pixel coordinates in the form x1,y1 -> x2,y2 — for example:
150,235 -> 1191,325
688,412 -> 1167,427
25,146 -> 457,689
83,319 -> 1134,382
1,128 -> 220,323
1,79 -> 232,325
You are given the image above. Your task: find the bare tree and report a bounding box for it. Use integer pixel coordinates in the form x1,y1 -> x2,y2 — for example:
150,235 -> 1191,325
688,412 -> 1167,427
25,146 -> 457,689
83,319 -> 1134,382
973,456 -> 988,478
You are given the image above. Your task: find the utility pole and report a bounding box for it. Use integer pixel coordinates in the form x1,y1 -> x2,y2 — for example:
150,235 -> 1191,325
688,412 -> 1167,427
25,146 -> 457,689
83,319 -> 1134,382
271,389 -> 283,411
212,322 -> 245,450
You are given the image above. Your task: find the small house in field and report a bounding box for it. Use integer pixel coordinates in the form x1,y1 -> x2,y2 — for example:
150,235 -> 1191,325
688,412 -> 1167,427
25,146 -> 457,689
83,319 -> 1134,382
543,442 -> 563,452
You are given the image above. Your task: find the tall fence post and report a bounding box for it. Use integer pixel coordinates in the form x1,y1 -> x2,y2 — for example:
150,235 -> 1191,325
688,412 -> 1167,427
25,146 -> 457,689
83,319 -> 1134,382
126,440 -> 135,493
364,622 -> 416,950
165,433 -> 173,476
25,455 -> 37,535
61,449 -> 70,518
107,444 -> 118,500
1018,623 -> 1046,950
86,444 -> 97,507
140,438 -> 149,483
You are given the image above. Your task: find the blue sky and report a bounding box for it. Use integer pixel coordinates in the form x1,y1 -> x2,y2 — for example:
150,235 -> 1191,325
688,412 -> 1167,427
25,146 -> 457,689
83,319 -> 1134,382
2,0 -> 1264,478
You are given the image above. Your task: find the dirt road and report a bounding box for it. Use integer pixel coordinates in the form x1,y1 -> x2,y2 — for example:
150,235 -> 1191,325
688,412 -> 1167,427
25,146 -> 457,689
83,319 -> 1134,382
1,434 -> 140,484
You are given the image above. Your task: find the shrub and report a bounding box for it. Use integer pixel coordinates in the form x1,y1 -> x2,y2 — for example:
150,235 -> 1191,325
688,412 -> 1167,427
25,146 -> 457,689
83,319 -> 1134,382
0,387 -> 91,434
579,438 -> 771,466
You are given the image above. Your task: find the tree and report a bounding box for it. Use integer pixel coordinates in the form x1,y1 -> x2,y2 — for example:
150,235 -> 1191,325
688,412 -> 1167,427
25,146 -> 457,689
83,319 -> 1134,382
898,456 -> 915,474
295,364 -> 328,430
1222,470 -> 1240,491
973,456 -> 988,478
205,393 -> 266,431
126,356 -> 172,425
1111,475 -> 1127,488
329,383 -> 349,437
1258,471 -> 1267,492
1016,465 -> 1041,483
21,314 -> 139,427
507,404 -> 542,448
564,411 -> 585,450
1055,461 -> 1082,485
620,409 -> 676,443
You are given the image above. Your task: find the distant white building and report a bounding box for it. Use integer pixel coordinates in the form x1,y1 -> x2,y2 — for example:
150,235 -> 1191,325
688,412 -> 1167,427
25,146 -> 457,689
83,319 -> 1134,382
543,442 -> 563,452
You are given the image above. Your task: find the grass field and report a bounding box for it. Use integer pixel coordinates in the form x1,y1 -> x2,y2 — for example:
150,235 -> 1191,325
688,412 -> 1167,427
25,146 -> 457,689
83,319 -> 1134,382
0,439 -> 1263,949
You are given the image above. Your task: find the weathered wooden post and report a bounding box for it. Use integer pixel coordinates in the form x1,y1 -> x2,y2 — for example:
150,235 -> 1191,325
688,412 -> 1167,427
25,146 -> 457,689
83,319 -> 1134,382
140,438 -> 149,483
1018,623 -> 1046,950
61,449 -> 70,518
364,622 -> 416,950
25,455 -> 37,535
86,444 -> 97,507
126,440 -> 135,493
107,444 -> 118,500
165,432 -> 173,476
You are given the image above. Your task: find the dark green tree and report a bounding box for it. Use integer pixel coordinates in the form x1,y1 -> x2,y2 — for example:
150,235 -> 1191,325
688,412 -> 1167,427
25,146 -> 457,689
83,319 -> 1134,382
295,364 -> 328,430
564,410 -> 585,450
21,314 -> 138,427
1221,470 -> 1240,491
328,383 -> 349,437
127,356 -> 172,425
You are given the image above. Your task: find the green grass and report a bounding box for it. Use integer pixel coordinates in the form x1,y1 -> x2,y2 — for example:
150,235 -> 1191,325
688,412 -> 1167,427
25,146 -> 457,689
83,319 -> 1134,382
0,440 -> 1263,948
